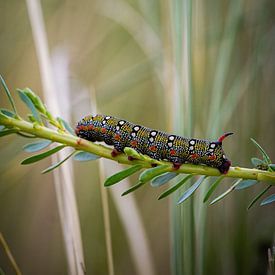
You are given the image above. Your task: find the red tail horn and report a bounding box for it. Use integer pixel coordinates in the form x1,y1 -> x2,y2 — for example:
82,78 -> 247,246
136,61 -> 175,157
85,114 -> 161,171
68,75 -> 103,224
218,132 -> 234,143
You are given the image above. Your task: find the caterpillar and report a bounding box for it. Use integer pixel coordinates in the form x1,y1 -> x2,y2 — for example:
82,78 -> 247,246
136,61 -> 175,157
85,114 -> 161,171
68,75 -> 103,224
75,114 -> 233,174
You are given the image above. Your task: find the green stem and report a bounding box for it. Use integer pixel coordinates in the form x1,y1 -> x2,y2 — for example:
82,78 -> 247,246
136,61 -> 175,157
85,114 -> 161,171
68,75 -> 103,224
1,115 -> 275,184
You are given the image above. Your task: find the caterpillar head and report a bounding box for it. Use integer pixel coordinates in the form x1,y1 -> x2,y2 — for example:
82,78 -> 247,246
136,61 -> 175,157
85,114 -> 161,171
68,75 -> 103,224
216,132 -> 233,174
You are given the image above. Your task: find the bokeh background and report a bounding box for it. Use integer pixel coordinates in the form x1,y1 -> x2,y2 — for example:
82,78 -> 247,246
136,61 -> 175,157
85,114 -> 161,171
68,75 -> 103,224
0,0 -> 275,274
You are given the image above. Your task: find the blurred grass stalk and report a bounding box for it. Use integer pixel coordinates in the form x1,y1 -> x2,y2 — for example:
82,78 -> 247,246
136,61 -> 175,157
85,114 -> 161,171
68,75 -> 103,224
90,88 -> 156,275
196,1 -> 244,275
25,1 -> 85,274
166,0 -> 194,274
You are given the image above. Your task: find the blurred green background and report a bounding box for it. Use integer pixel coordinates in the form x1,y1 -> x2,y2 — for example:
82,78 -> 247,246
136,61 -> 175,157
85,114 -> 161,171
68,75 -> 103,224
0,0 -> 274,274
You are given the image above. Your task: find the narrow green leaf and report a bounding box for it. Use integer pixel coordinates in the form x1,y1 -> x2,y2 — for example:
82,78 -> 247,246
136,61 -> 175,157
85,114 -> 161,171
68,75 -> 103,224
17,89 -> 42,123
177,176 -> 207,204
268,164 -> 275,172
247,185 -> 272,209
21,145 -> 66,165
121,181 -> 145,196
139,165 -> 170,183
151,172 -> 178,187
260,194 -> 275,206
210,179 -> 242,205
23,140 -> 52,153
73,151 -> 101,161
0,75 -> 18,115
235,179 -> 258,190
0,128 -> 18,137
250,138 -> 271,164
203,176 -> 225,203
104,164 -> 143,186
0,108 -> 16,118
42,151 -> 75,174
158,174 -> 193,200
57,117 -> 75,135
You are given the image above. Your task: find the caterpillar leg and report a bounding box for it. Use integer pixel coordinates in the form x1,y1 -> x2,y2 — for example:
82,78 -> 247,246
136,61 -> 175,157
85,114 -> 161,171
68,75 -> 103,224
217,159 -> 231,174
172,162 -> 182,170
111,148 -> 121,157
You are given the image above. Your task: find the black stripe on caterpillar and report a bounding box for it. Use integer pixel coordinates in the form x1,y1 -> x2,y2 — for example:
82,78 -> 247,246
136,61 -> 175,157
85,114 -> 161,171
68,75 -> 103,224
75,114 -> 233,174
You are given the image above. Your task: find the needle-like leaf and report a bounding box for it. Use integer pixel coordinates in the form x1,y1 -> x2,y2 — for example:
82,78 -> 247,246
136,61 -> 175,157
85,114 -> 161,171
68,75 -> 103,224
104,164 -> 143,186
42,151 -> 75,174
177,176 -> 208,204
21,145 -> 66,165
158,174 -> 193,200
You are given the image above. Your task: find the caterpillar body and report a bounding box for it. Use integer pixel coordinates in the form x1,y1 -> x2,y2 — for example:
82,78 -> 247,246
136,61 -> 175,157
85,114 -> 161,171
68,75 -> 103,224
75,114 -> 233,174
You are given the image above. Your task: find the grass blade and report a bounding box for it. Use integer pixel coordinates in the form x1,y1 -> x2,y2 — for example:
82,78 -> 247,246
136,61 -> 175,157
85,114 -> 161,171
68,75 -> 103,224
21,145 -> 66,165
0,75 -> 18,116
151,172 -> 178,187
17,89 -> 42,123
260,194 -> 275,206
250,138 -> 271,164
139,165 -> 170,183
73,151 -> 101,161
247,185 -> 272,209
177,176 -> 208,204
121,181 -> 145,196
104,164 -> 143,186
23,139 -> 52,153
210,179 -> 242,205
158,174 -> 193,200
203,176 -> 225,203
235,179 -> 258,190
42,151 -> 75,174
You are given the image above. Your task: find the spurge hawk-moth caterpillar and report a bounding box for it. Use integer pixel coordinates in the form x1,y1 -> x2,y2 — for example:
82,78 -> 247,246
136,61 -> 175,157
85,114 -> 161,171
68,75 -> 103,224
75,114 -> 233,174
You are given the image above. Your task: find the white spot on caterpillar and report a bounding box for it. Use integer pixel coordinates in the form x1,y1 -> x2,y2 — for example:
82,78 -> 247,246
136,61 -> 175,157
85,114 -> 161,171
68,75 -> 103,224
119,120 -> 125,125
210,143 -> 216,148
189,140 -> 195,145
189,146 -> 194,151
149,137 -> 154,142
223,154 -> 226,159
168,136 -> 175,141
168,142 -> 173,147
102,120 -> 106,125
131,132 -> 136,137
209,148 -> 214,152
116,126 -> 120,130
134,126 -> 140,131
105,116 -> 111,119
151,131 -> 157,136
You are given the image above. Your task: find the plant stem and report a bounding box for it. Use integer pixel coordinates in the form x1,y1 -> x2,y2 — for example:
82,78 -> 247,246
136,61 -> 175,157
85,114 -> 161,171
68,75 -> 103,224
1,115 -> 275,184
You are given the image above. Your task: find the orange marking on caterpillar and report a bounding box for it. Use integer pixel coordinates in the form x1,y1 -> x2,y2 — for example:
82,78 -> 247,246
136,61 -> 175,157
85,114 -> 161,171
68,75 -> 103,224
190,153 -> 199,159
170,149 -> 177,156
208,154 -> 217,161
114,134 -> 121,141
101,128 -> 107,134
130,140 -> 138,147
149,145 -> 157,152
88,124 -> 95,131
